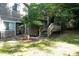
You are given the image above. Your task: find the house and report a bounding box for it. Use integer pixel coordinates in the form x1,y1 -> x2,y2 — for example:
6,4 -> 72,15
0,3 -> 61,39
0,3 -> 26,39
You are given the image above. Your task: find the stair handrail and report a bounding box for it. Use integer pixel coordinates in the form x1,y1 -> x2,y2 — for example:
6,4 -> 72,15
47,23 -> 54,36
47,23 -> 61,37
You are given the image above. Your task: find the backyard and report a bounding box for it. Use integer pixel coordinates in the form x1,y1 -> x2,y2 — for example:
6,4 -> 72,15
0,30 -> 79,56
1,3 -> 79,56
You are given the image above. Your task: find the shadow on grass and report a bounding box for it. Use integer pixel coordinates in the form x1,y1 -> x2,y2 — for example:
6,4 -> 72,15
50,33 -> 79,46
0,40 -> 55,54
0,42 -> 24,54
75,52 -> 79,56
24,40 -> 56,53
1,32 -> 79,55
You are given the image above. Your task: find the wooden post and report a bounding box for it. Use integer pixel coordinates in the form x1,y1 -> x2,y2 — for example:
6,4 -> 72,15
25,24 -> 27,35
47,16 -> 50,37
47,16 -> 49,26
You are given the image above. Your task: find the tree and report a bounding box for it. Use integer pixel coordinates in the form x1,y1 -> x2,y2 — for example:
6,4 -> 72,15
23,3 -> 79,38
22,3 -> 44,39
43,3 -> 79,30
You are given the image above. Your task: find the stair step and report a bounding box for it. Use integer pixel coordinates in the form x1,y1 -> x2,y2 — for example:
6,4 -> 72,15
40,31 -> 47,37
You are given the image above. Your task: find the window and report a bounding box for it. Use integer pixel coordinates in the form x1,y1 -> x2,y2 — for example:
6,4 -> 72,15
4,22 -> 9,30
4,22 -> 15,31
12,3 -> 19,11
9,22 -> 15,31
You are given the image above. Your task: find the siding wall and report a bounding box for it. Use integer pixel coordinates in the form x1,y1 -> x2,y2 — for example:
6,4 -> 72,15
0,21 -> 16,38
1,31 -> 15,38
0,3 -> 25,39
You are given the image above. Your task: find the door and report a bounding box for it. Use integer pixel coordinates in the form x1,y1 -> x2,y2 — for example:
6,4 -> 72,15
16,23 -> 25,35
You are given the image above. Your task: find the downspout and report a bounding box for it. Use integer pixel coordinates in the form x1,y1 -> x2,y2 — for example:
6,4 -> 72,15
15,22 -> 16,36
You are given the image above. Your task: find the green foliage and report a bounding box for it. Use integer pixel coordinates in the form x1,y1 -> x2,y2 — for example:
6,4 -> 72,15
23,3 -> 79,30
23,4 -> 45,27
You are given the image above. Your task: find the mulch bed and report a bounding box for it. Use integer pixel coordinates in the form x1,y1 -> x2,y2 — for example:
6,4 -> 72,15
21,36 -> 39,43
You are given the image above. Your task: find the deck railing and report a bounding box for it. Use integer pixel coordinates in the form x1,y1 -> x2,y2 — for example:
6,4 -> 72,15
47,23 -> 61,37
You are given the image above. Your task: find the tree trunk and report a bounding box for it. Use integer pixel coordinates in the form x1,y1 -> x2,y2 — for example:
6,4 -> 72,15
39,28 -> 41,37
27,26 -> 30,40
24,23 -> 30,40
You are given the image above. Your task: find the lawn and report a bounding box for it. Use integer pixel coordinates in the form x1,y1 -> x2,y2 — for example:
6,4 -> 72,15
0,31 -> 79,56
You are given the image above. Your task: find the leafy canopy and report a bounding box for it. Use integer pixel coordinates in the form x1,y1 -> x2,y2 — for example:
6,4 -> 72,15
23,3 -> 79,29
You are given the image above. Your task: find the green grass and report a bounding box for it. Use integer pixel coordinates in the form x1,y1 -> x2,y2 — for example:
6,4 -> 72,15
0,32 -> 79,56
0,42 -> 24,54
53,33 -> 79,45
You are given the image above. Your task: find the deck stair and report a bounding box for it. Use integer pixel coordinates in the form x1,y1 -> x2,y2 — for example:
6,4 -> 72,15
47,23 -> 61,37
40,23 -> 61,37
